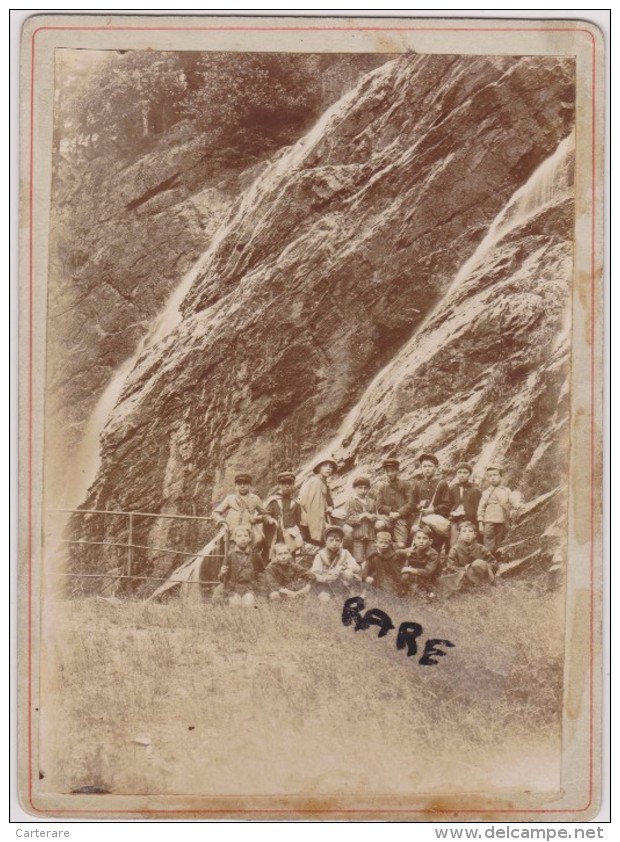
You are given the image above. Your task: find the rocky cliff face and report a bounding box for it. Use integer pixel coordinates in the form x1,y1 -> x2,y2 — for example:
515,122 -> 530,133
67,54 -> 575,586
46,52 -> 388,498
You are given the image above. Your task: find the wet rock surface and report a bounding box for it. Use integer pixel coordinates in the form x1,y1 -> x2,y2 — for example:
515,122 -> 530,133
66,54 -> 575,586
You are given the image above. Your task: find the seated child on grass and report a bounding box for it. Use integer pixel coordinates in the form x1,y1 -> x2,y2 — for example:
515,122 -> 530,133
362,530 -> 409,598
345,475 -> 379,565
447,520 -> 497,572
264,543 -> 315,600
213,525 -> 263,607
310,525 -> 361,600
401,525 -> 441,597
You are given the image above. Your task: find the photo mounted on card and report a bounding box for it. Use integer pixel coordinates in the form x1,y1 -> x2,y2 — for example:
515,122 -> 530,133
19,14 -> 604,820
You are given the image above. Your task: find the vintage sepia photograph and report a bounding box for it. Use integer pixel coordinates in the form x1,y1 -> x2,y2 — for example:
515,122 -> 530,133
19,15 -> 604,820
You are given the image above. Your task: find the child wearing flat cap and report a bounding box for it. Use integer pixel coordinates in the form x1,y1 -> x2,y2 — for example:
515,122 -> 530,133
411,453 -> 451,553
264,471 -> 304,556
374,458 -> 414,549
448,462 -> 482,546
310,525 -> 361,599
298,457 -> 337,546
477,465 -> 520,558
345,475 -> 379,565
212,472 -> 271,553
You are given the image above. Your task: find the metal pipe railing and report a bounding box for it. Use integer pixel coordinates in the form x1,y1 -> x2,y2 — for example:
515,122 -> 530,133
48,508 -> 215,522
47,507 -> 222,594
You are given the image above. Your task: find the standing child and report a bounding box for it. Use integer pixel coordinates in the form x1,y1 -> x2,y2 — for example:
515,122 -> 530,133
310,525 -> 361,599
374,458 -> 414,548
264,471 -> 304,556
213,525 -> 264,606
411,453 -> 451,554
298,457 -> 337,546
212,472 -> 270,552
477,466 -> 520,559
401,525 -> 441,597
363,530 -> 408,598
448,463 -> 482,547
345,475 -> 379,565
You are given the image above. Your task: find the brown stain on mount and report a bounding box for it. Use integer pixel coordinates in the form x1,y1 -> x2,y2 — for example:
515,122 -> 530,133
565,587 -> 590,721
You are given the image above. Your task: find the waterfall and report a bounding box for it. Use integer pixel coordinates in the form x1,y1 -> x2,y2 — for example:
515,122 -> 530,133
65,64 -> 398,511
66,248 -> 215,511
306,131 -> 575,477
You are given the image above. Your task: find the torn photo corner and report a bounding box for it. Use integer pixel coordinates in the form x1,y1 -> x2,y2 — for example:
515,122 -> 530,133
18,14 -> 605,820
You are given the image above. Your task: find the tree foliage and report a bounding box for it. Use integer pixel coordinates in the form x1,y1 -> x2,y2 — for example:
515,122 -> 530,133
65,52 -> 187,155
180,54 -> 323,155
60,51 -> 328,162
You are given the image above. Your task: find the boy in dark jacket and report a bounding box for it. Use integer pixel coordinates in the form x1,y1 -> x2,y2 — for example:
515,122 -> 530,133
444,521 -> 496,591
264,543 -> 315,600
374,458 -> 414,548
213,525 -> 264,606
362,530 -> 408,597
264,471 -> 304,556
345,475 -> 379,565
401,525 -> 441,597
448,463 -> 482,546
411,453 -> 451,554
447,521 -> 496,570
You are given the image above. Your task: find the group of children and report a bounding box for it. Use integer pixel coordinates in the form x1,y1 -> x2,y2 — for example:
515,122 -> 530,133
209,454 -> 521,606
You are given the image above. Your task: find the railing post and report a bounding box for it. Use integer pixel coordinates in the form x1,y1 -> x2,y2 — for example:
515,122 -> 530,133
127,512 -> 134,578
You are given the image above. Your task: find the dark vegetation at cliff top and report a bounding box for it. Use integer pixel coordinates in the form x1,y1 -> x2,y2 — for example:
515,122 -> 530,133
54,50 -> 391,174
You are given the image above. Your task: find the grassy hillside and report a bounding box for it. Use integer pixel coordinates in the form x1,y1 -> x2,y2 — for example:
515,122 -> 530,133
40,581 -> 564,799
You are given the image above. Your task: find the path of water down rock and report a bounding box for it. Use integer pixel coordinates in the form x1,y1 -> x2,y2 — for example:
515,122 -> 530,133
65,63 -> 395,516
310,130 -> 575,483
62,54 -> 574,585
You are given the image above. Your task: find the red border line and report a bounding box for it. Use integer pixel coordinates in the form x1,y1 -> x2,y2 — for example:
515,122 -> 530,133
589,24 -> 597,810
31,25 -> 596,33
28,29 -> 35,816
27,23 -> 598,817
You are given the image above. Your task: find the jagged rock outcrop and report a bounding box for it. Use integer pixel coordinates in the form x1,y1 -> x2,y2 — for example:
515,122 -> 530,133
68,53 -> 575,585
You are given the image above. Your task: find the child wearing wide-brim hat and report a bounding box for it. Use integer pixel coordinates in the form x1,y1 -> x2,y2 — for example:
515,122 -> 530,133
298,456 -> 338,545
313,458 -> 338,474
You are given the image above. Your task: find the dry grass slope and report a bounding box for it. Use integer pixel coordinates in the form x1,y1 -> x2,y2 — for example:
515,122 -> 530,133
40,580 -> 565,798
